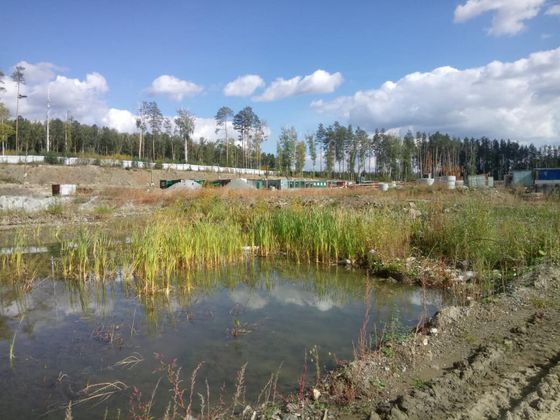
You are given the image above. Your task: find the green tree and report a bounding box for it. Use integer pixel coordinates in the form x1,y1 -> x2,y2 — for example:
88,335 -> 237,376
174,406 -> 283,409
252,118 -> 267,169
11,65 -> 25,152
323,125 -> 336,176
295,140 -> 306,176
315,123 -> 327,174
215,106 -> 233,166
0,103 -> 13,155
233,107 -> 259,168
146,101 -> 163,160
0,70 -> 5,94
345,125 -> 357,179
333,122 -> 346,173
175,108 -> 195,163
402,130 -> 416,180
355,127 -> 369,177
278,127 -> 297,175
276,142 -> 283,173
136,102 -> 150,160
306,134 -> 316,176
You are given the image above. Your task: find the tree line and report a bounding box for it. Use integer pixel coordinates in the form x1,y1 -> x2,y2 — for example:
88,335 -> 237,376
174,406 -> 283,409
277,123 -> 560,180
1,67 -> 559,179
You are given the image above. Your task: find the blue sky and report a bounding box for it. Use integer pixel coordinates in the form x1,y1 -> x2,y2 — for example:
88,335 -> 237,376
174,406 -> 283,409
1,0 -> 559,150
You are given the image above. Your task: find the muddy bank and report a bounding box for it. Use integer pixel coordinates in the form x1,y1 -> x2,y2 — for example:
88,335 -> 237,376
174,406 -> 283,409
316,264 -> 560,420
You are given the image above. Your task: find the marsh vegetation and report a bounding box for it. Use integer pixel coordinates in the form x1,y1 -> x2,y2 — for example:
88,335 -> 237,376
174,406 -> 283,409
0,187 -> 559,418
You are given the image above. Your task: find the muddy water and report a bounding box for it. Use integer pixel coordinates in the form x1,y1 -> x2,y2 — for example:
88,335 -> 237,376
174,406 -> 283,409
0,261 -> 443,418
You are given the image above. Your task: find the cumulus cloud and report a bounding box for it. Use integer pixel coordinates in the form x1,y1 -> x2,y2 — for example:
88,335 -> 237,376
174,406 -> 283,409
146,74 -> 203,101
311,48 -> 560,144
546,4 -> 560,15
102,108 -> 137,132
0,61 -> 253,140
224,74 -> 264,97
189,117 -> 271,143
254,69 -> 343,102
1,61 -> 118,127
454,0 -> 546,35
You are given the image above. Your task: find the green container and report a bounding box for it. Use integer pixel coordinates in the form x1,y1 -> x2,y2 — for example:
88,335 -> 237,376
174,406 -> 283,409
159,179 -> 181,189
511,171 -> 533,188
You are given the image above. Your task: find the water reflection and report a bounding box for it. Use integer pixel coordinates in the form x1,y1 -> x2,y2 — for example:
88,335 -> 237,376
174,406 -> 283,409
0,260 -> 444,419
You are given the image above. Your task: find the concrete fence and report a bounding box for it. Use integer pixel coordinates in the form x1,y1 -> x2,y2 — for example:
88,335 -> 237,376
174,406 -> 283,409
0,155 -> 273,176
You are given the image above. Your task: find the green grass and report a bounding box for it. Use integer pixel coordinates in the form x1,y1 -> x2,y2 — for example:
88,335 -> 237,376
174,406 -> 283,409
2,189 -> 555,294
413,196 -> 560,281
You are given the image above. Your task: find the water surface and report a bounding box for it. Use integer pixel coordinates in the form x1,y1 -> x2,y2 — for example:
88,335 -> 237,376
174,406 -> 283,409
0,260 -> 443,418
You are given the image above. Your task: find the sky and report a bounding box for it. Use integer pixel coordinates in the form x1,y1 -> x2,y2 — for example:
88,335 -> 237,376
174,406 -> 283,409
1,0 -> 559,151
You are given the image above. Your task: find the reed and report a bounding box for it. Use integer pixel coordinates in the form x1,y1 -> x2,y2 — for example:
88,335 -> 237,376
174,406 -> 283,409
46,190 -> 560,292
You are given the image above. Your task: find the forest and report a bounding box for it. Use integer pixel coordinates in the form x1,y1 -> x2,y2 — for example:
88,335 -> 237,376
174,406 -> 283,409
0,100 -> 559,181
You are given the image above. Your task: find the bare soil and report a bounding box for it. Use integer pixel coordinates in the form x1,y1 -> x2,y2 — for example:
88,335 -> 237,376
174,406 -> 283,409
0,163 -> 241,230
0,163 -> 240,188
324,264 -> 560,420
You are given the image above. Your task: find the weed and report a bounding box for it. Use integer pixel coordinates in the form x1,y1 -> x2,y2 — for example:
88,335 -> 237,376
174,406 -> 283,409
232,362 -> 247,416
9,314 -> 25,368
413,378 -> 430,390
47,202 -> 64,216
113,353 -> 144,370
381,345 -> 395,358
93,205 -> 113,219
529,296 -> 549,309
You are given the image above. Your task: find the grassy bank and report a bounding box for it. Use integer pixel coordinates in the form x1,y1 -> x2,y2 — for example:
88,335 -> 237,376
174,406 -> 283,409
3,189 -> 560,293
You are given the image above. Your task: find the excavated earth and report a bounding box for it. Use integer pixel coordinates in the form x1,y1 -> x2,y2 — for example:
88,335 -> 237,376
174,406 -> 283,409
324,265 -> 560,420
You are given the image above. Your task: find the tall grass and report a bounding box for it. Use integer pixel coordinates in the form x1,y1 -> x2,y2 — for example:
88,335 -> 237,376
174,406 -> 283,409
127,217 -> 244,293
412,195 -> 560,277
251,206 -> 411,263
20,189 -> 556,291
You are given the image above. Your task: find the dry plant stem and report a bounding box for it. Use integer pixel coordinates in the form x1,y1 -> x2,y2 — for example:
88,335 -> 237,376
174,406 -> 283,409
232,363 -> 247,416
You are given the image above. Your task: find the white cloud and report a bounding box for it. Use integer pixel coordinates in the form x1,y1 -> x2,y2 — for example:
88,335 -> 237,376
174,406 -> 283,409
311,48 -> 560,144
190,117 -> 271,143
254,70 -> 343,102
0,62 -> 145,134
545,4 -> 560,15
224,74 -> 264,97
102,108 -> 137,132
1,62 -> 114,127
454,0 -> 546,35
230,289 -> 269,310
146,74 -> 203,101
0,61 -> 264,140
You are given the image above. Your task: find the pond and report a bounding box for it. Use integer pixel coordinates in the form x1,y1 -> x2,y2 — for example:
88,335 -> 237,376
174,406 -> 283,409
0,260 -> 443,418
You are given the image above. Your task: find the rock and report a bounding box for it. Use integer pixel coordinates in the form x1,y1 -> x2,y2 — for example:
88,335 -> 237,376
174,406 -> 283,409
242,405 -> 253,417
241,245 -> 260,253
429,328 -> 438,336
409,208 -> 422,219
422,337 -> 429,346
430,306 -> 463,329
312,388 -> 321,401
339,258 -> 352,266
369,411 -> 382,420
286,403 -> 298,413
511,326 -> 527,335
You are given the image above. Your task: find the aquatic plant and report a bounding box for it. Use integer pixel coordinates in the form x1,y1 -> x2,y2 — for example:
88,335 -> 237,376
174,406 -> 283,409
41,189 -> 560,292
